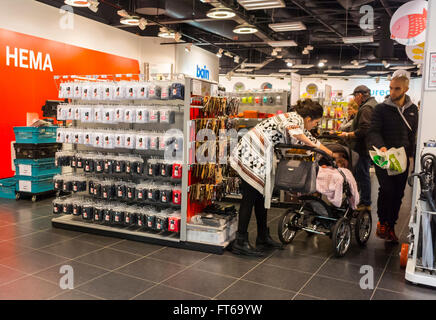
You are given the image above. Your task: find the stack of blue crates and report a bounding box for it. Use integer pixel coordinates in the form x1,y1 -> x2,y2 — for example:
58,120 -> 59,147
11,127 -> 60,198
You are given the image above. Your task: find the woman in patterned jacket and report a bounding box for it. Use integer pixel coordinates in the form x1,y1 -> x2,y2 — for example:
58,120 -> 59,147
230,99 -> 335,256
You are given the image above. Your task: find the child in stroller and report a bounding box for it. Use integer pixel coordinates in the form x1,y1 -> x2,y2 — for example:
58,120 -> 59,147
275,134 -> 372,257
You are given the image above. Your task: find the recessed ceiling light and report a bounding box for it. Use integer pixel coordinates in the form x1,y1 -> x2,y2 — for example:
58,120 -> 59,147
206,7 -> 236,19
293,64 -> 314,68
367,71 -> 390,75
348,75 -> 371,78
341,64 -> 366,69
237,0 -> 285,10
120,17 -> 141,26
324,70 -> 345,73
390,65 -> 415,70
233,23 -> 258,34
287,62 -> 293,67
342,36 -> 373,44
279,69 -> 298,73
318,62 -> 325,67
267,40 -> 298,47
269,21 -> 306,32
64,0 -> 90,7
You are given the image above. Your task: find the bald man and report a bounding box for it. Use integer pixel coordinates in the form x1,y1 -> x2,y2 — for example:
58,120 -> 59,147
367,76 -> 418,243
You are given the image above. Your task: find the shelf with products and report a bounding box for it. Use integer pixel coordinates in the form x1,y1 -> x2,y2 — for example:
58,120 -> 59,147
51,74 -> 239,253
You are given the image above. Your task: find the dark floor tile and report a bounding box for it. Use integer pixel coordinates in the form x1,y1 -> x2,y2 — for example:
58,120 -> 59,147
44,228 -> 84,239
40,239 -> 102,259
149,247 -> 209,266
318,259 -> 384,285
0,240 -> 33,260
243,264 -> 311,292
301,275 -> 373,300
0,225 -> 37,241
293,294 -> 324,300
35,260 -> 108,287
215,279 -> 294,300
162,268 -> 235,298
265,249 -> 326,273
0,276 -> 63,300
75,234 -> 124,247
109,240 -> 163,256
377,271 -> 436,300
0,250 -> 68,274
282,236 -> 334,259
335,247 -> 391,269
116,257 -> 185,282
385,256 -> 406,274
223,247 -> 266,263
0,264 -> 27,286
133,284 -> 209,300
12,230 -> 70,250
372,288 -> 418,300
0,207 -> 49,225
50,290 -> 103,300
193,254 -> 258,278
77,272 -> 154,300
19,216 -> 54,231
76,248 -> 140,270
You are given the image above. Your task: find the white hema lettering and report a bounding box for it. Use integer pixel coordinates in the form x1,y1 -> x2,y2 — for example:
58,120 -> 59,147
359,5 -> 374,31
359,265 -> 374,290
5,46 -> 53,72
59,5 -> 74,30
59,265 -> 74,290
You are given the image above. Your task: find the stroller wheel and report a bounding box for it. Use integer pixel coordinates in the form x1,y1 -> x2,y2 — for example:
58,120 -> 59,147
332,218 -> 351,257
355,210 -> 372,246
278,210 -> 299,244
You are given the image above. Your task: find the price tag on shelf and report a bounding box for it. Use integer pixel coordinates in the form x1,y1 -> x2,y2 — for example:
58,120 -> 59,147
192,79 -> 202,96
126,74 -> 132,77
18,164 -> 32,176
18,180 -> 32,192
115,74 -> 121,78
53,76 -> 60,80
62,75 -> 69,79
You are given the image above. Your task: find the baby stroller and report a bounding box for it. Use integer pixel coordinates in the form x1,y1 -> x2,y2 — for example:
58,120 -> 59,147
275,134 -> 372,257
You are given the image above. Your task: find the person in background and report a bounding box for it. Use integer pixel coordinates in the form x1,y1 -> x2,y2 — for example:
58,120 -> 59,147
339,86 -> 378,212
338,99 -> 359,132
229,99 -> 335,256
367,74 -> 418,243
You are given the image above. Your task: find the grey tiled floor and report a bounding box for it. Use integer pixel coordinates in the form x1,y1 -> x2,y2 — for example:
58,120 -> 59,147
0,175 -> 435,300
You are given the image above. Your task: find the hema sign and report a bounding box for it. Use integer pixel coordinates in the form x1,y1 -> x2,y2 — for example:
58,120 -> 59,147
196,65 -> 210,80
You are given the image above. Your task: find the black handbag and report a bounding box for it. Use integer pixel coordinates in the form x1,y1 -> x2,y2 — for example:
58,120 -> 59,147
275,159 -> 317,194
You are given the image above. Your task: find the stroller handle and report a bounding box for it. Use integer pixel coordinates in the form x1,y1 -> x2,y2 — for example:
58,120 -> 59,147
275,143 -> 334,163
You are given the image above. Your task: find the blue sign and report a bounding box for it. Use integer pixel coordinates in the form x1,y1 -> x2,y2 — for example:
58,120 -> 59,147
371,89 -> 390,97
196,65 -> 210,80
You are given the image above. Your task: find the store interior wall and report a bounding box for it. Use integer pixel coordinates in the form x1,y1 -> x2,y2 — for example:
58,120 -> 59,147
299,77 -> 423,104
218,75 -> 292,92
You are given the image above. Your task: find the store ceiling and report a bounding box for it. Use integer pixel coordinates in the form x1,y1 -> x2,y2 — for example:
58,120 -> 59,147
36,0 -> 421,78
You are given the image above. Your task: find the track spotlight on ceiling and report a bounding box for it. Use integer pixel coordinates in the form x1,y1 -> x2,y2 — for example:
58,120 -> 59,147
234,56 -> 240,63
224,51 -> 233,58
302,48 -> 309,55
216,49 -> 224,58
138,18 -> 147,31
158,27 -> 176,39
287,61 -> 293,67
318,59 -> 327,67
185,43 -> 192,53
174,32 -> 182,42
64,0 -> 99,12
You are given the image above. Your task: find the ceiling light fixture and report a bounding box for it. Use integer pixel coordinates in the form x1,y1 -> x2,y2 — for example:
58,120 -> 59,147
120,17 -> 141,26
341,64 -> 366,69
267,40 -> 298,47
237,0 -> 285,10
293,64 -> 314,68
302,49 -> 309,55
305,45 -> 314,51
185,43 -> 192,53
318,62 -> 325,67
138,18 -> 147,31
243,63 -> 264,68
268,21 -> 306,32
342,36 -> 373,44
382,60 -> 391,68
287,61 -> 293,67
224,51 -> 234,58
324,69 -> 345,73
271,49 -> 278,57
236,68 -> 255,72
206,7 -> 236,19
158,27 -> 176,39
233,23 -> 258,34
279,69 -> 298,73
64,0 -> 90,7
234,56 -> 240,63
216,49 -> 224,58
88,0 -> 99,12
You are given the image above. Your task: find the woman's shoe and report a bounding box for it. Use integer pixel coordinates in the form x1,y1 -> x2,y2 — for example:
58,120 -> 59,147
256,228 -> 284,250
232,232 -> 264,257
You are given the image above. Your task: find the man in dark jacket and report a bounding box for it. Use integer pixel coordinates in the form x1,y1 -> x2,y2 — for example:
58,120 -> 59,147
340,85 -> 377,211
367,76 -> 418,243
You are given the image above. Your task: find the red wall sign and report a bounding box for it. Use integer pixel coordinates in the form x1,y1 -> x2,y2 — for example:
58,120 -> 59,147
0,28 -> 140,178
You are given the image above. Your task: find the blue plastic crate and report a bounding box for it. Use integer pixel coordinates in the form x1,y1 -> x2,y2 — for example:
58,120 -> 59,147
13,126 -> 58,143
0,177 -> 17,199
16,174 -> 55,194
14,158 -> 61,177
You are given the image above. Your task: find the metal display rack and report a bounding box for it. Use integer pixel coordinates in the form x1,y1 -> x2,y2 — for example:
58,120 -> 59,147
51,74 -> 232,254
